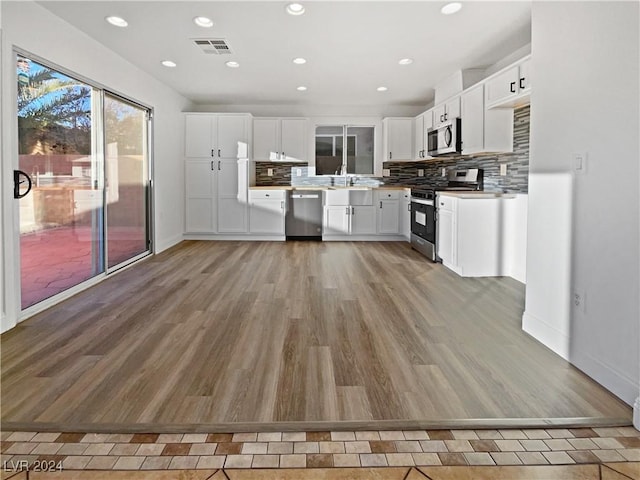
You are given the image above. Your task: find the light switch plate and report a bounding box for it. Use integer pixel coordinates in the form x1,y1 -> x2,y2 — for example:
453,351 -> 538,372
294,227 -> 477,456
382,168 -> 391,177
573,152 -> 587,174
500,163 -> 508,176
296,168 -> 302,177
441,167 -> 446,177
267,168 -> 274,176
418,169 -> 424,177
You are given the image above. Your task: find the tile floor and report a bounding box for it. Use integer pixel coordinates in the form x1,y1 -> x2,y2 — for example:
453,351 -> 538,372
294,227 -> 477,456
1,428 -> 639,478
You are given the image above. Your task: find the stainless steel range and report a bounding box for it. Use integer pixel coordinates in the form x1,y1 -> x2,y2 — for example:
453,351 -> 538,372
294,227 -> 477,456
410,168 -> 483,261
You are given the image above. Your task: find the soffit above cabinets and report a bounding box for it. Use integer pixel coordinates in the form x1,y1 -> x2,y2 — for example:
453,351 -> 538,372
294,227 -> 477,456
37,1 -> 532,107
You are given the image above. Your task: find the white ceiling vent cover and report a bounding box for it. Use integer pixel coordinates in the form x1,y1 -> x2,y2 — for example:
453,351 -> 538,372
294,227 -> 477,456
193,39 -> 233,55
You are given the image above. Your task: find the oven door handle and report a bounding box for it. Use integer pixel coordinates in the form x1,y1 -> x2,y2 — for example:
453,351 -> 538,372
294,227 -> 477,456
411,198 -> 434,206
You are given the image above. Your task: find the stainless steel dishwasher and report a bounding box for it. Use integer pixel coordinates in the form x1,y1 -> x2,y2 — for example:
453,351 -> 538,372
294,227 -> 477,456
286,190 -> 323,240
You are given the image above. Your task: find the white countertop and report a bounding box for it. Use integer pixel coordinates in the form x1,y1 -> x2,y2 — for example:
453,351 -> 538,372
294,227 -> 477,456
438,191 -> 518,199
249,185 -> 408,191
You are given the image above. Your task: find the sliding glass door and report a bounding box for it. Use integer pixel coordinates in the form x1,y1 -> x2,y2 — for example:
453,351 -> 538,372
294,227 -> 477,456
17,55 -> 104,309
15,53 -> 151,311
104,94 -> 150,270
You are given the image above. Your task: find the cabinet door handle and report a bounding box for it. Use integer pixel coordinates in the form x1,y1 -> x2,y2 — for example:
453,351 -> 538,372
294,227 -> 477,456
519,77 -> 525,90
444,113 -> 448,121
510,81 -> 516,93
282,151 -> 285,158
440,114 -> 444,122
389,152 -> 392,160
218,149 -> 221,157
218,161 -> 221,170
211,149 -> 214,157
281,201 -> 284,209
379,201 -> 383,208
351,206 -> 355,215
346,207 -> 350,215
211,160 -> 214,171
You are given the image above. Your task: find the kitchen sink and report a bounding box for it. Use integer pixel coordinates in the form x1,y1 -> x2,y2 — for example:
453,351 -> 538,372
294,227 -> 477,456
324,188 -> 373,206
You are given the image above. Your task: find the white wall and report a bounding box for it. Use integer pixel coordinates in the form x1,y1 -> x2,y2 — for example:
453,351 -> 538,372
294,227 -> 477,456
526,1 -> 639,405
0,1 -> 191,332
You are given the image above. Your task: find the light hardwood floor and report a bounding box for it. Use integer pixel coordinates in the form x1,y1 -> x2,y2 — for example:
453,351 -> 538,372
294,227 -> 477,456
0,241 -> 631,431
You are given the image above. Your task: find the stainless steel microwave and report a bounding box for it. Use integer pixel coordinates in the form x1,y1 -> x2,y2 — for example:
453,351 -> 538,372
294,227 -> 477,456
427,118 -> 462,156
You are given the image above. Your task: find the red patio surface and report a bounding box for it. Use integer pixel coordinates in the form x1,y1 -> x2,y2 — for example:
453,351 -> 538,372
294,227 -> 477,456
20,226 -> 146,309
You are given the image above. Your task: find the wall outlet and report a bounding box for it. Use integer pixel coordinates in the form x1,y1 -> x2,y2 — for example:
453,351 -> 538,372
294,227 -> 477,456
267,168 -> 274,176
500,163 -> 508,176
296,168 -> 302,177
441,167 -> 447,177
573,152 -> 587,175
417,169 -> 424,177
382,168 -> 391,177
573,289 -> 586,313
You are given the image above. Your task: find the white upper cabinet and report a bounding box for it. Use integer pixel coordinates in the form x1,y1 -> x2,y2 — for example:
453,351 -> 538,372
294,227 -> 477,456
280,119 -> 307,161
461,85 -> 485,154
218,115 -> 249,158
185,113 -> 250,159
485,55 -> 531,109
383,117 -> 413,162
433,96 -> 461,128
253,117 -> 307,161
414,111 -> 433,160
185,115 -> 215,158
462,84 -> 514,155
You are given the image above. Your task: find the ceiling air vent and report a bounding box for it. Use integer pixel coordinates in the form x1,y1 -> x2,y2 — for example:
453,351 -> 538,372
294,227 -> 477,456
192,39 -> 233,55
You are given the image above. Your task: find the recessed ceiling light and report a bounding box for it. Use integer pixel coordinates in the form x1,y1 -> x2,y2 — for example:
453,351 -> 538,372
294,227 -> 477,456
105,16 -> 128,27
377,86 -> 388,92
297,86 -> 307,91
441,2 -> 462,15
398,58 -> 414,65
286,3 -> 305,15
225,61 -> 240,68
161,60 -> 177,68
193,16 -> 213,28
293,57 -> 307,65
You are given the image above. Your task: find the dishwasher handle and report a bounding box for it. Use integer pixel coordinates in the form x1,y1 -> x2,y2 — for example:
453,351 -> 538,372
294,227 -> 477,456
291,194 -> 320,199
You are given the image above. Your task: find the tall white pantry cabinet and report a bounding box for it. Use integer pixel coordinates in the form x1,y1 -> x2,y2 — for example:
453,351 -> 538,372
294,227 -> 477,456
184,113 -> 252,234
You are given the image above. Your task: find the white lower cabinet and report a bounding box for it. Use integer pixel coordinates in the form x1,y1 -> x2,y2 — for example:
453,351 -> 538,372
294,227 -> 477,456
185,159 -> 217,233
217,159 -> 247,233
324,205 -> 376,236
375,189 -> 400,235
249,190 -> 286,235
436,196 -> 457,267
324,206 -> 351,235
437,193 -> 527,279
401,189 -> 411,240
351,206 -> 377,235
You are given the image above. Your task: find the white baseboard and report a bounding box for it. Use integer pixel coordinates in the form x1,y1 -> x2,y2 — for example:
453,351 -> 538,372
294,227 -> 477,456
522,310 -> 570,360
322,235 -> 406,242
0,312 -> 15,335
572,350 -> 640,407
183,234 -> 286,241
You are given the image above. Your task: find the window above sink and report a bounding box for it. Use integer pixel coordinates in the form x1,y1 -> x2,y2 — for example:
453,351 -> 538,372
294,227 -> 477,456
315,125 -> 375,176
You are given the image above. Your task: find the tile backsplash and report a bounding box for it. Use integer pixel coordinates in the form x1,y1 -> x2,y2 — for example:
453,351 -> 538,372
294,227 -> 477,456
255,105 -> 530,193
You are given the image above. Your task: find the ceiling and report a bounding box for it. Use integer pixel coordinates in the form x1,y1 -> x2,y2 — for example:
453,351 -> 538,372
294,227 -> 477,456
39,1 -> 532,108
